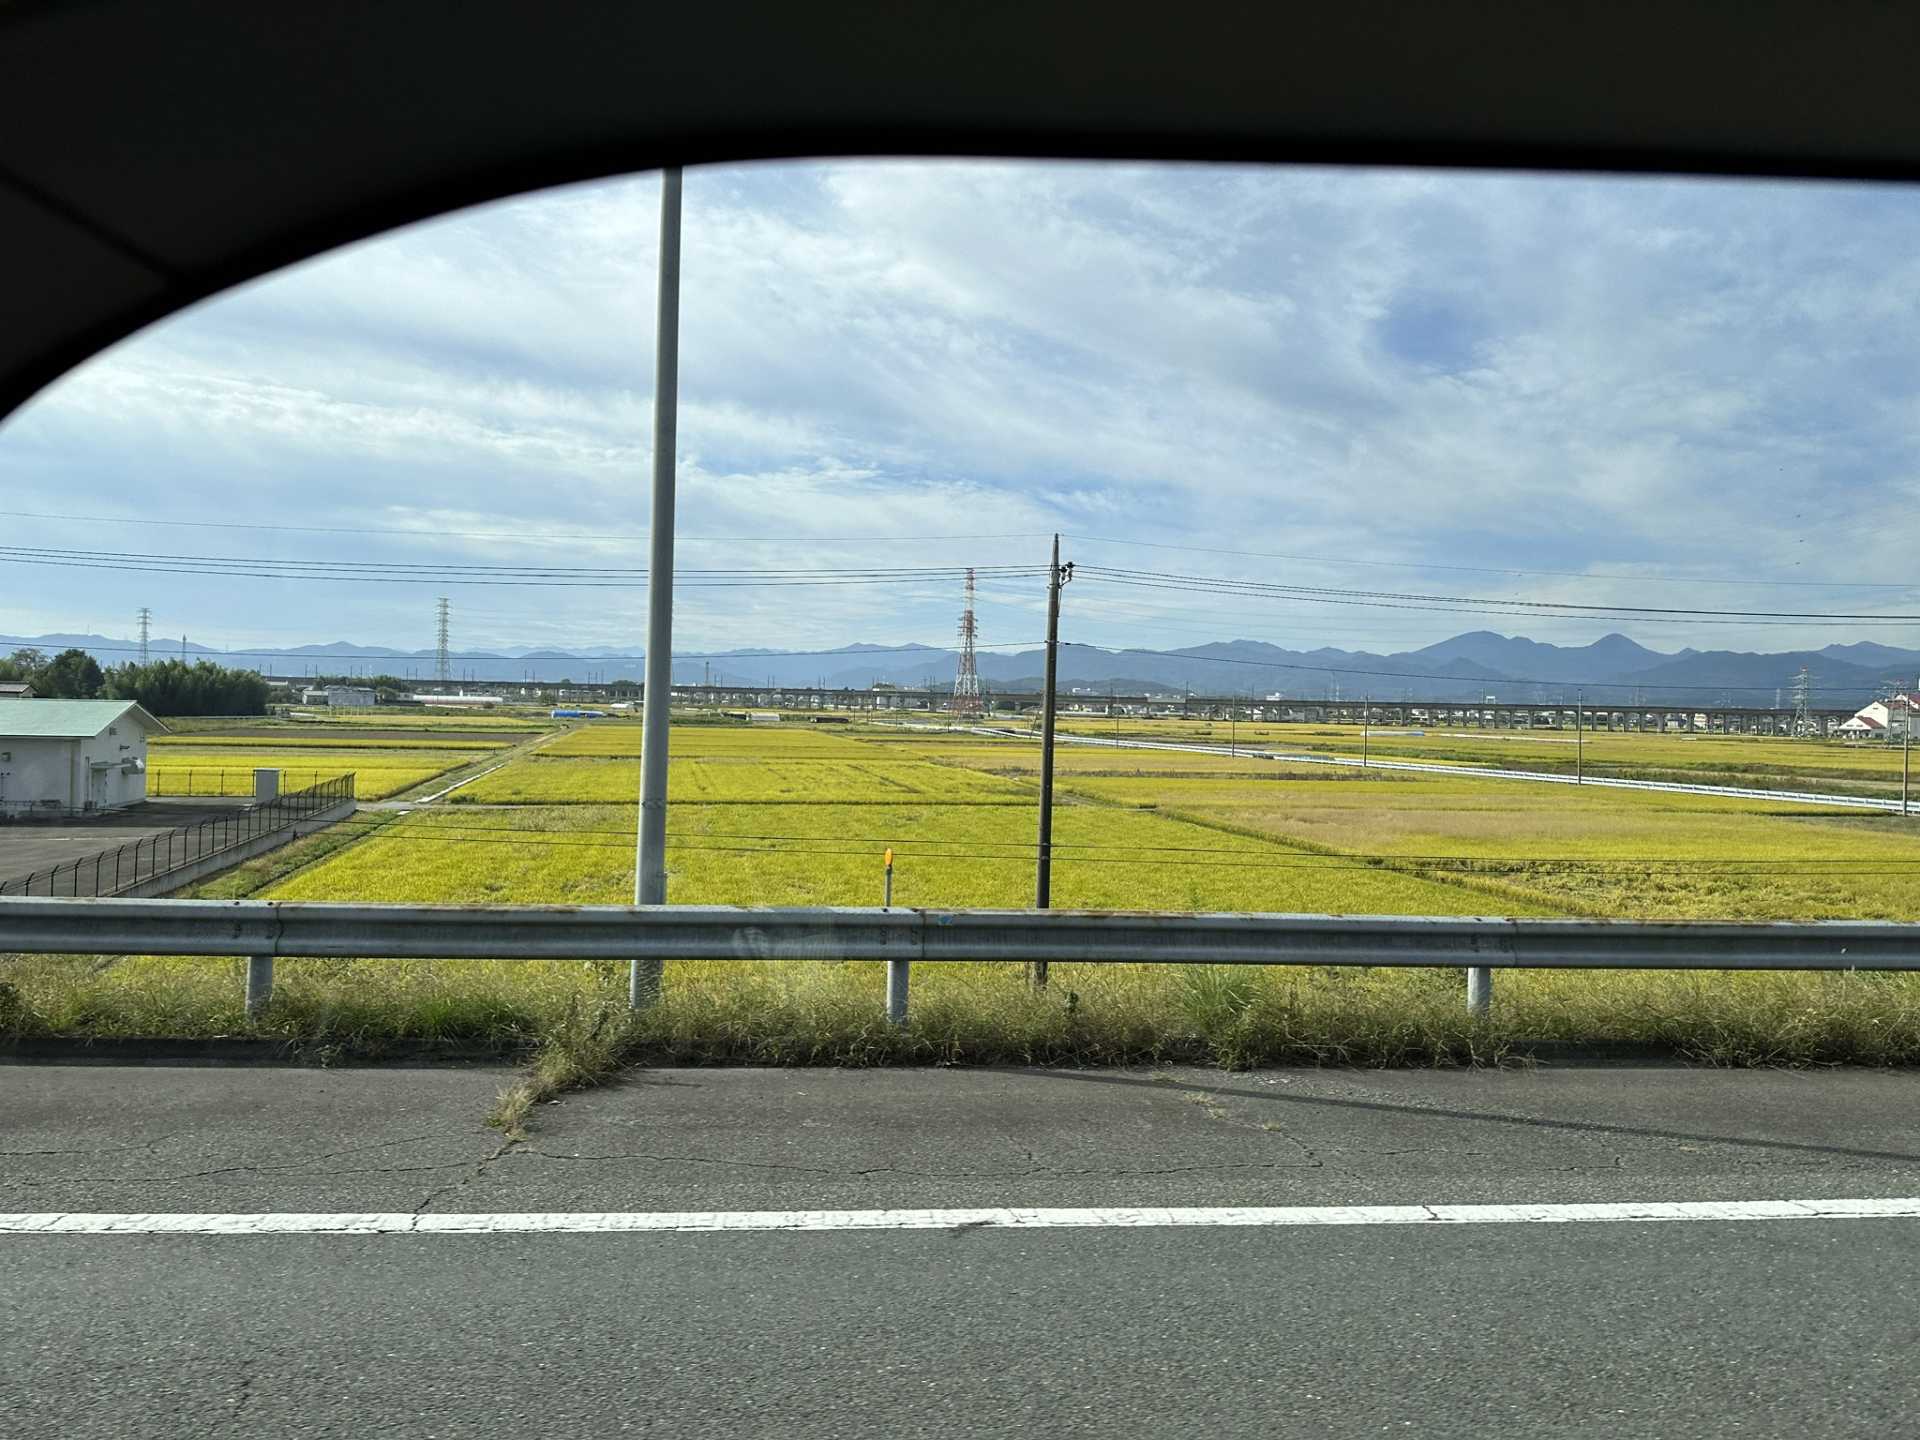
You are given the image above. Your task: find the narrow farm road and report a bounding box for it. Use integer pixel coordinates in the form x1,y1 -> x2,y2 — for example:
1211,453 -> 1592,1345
967,724 -> 1915,813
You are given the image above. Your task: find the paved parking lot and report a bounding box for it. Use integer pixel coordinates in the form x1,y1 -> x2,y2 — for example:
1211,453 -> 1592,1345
0,800 -> 249,890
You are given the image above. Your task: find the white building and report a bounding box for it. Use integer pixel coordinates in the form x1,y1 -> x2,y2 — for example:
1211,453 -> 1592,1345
410,692 -> 501,707
1839,693 -> 1919,739
0,698 -> 166,814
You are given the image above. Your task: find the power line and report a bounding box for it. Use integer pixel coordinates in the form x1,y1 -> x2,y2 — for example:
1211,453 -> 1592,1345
0,509 -> 1048,547
0,544 -> 1049,589
1065,532 -> 1917,591
1076,565 -> 1920,624
66,640 -> 1048,664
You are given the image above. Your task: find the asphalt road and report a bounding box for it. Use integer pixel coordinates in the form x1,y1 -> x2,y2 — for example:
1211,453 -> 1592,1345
7,1064 -> 1920,1437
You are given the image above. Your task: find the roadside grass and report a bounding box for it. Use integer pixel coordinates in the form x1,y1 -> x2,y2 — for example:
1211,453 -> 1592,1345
11,955 -> 1920,1135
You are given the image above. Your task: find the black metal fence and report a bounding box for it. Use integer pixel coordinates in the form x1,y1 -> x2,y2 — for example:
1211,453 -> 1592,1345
0,774 -> 354,898
149,768 -> 350,798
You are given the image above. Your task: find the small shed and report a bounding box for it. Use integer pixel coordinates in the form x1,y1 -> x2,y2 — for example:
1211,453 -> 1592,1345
0,698 -> 167,814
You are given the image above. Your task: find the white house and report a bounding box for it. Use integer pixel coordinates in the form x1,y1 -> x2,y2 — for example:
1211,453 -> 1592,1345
0,698 -> 166,814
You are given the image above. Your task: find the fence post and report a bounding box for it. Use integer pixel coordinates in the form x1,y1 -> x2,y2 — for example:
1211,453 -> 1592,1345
245,956 -> 274,1018
1466,966 -> 1492,1018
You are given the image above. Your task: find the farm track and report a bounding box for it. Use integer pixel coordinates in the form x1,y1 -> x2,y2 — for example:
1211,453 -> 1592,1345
964,727 -> 1916,815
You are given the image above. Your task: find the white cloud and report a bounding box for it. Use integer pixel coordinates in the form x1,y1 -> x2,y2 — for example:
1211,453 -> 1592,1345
3,161 -> 1919,659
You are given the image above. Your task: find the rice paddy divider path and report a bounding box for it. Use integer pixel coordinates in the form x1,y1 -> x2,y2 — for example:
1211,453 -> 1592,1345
362,724 -> 578,812
959,726 -> 1915,816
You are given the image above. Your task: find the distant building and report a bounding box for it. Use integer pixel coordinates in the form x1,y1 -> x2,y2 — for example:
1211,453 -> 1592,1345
0,682 -> 33,699
302,685 -> 375,707
0,698 -> 166,814
1840,693 -> 1919,739
411,692 -> 501,708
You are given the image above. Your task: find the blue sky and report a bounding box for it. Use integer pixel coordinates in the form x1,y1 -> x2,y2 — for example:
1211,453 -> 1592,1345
2,160 -> 1917,662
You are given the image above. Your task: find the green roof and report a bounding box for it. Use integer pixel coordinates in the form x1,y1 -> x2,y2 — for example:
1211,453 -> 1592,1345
0,699 -> 167,738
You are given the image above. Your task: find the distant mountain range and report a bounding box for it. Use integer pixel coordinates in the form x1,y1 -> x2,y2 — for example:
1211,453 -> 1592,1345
7,629 -> 1917,707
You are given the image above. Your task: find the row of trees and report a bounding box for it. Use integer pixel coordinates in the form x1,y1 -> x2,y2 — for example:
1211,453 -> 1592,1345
0,648 -> 269,715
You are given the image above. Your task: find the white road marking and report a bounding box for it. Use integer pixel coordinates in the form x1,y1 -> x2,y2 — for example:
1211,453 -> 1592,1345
6,1198 -> 1920,1235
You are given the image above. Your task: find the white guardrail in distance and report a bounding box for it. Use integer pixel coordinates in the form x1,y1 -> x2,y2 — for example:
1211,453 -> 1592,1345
6,897 -> 1920,1024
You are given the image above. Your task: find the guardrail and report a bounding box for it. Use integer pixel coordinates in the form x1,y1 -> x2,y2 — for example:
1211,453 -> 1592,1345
0,774 -> 355,898
4,896 -> 1917,1022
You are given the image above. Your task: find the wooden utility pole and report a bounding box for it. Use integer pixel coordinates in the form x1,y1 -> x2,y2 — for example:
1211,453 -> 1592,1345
1033,534 -> 1071,989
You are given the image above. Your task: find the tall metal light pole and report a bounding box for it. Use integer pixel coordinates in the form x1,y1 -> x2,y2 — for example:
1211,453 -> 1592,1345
632,167 -> 682,1009
1032,534 -> 1071,990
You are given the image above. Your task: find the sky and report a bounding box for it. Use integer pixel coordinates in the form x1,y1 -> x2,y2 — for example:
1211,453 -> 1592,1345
2,159 -> 1918,665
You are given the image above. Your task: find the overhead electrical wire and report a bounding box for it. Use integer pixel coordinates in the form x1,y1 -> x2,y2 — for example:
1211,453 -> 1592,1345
1075,565 -> 1920,625
1,509 -> 1050,547
0,543 -> 1048,589
1066,532 -> 1916,591
62,640 -> 1046,664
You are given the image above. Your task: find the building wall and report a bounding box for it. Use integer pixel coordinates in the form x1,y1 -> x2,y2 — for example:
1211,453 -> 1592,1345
0,722 -> 147,811
0,736 -> 79,810
77,719 -> 147,809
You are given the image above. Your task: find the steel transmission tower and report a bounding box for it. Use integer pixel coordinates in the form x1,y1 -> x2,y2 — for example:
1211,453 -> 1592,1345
136,607 -> 151,663
1791,666 -> 1814,738
435,597 -> 451,683
952,568 -> 983,716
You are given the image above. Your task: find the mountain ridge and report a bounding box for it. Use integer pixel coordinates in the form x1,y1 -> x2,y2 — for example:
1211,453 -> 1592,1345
7,630 -> 1916,705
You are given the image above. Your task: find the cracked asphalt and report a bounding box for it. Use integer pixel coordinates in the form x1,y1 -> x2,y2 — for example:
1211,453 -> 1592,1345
7,1063 -> 1920,1437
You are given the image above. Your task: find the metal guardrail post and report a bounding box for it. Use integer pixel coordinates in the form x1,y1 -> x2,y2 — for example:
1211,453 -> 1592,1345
886,960 -> 909,1026
1467,965 -> 1492,1018
245,955 -> 273,1018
